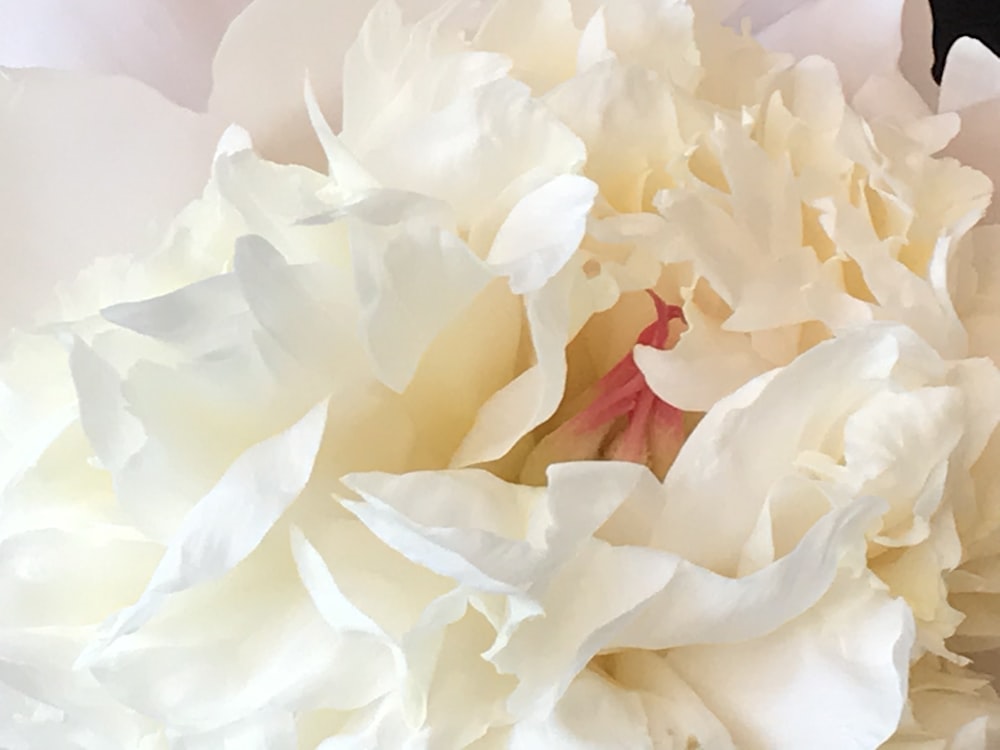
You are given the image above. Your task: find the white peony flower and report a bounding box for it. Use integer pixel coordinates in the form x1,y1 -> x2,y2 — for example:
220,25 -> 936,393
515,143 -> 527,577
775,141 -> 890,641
4,0 -> 1000,748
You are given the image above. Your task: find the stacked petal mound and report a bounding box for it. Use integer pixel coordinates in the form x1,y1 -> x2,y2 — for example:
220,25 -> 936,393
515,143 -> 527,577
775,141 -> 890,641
3,0 -> 1000,748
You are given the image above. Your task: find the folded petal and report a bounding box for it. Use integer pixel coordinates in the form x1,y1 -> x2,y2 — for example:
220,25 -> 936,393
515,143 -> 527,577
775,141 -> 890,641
80,398 -> 329,660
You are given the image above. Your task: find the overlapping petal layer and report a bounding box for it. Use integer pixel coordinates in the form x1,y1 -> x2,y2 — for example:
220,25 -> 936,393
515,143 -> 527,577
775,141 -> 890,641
3,0 -> 1000,748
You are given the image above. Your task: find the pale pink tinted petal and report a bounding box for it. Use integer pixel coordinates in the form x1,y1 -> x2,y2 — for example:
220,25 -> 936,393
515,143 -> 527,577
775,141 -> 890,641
208,0 -> 463,168
728,0 -> 905,96
0,68 -> 225,333
939,37 -> 1000,113
941,99 -> 1000,223
722,0 -> 810,31
900,0 -> 937,107
939,39 -> 1000,222
0,0 -> 251,110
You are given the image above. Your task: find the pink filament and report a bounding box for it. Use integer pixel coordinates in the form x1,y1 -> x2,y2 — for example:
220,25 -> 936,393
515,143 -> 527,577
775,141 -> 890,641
574,290 -> 685,466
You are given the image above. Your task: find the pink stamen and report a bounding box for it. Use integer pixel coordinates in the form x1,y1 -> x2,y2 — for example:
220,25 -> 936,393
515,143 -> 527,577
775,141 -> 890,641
519,291 -> 688,484
572,290 -> 686,475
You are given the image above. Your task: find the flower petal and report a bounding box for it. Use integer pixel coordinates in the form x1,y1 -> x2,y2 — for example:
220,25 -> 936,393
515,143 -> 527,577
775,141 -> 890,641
728,0 -> 905,96
0,69 -> 224,333
79,398 -> 329,661
209,0 -> 485,168
487,174 -> 598,294
0,0 -> 250,109
507,670 -> 653,749
349,215 -> 494,393
899,0 -> 936,106
666,571 -> 913,749
938,38 -> 1000,223
939,37 -> 1000,114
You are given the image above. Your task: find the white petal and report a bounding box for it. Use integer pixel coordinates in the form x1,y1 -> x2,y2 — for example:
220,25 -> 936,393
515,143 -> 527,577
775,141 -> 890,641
842,387 -> 963,544
0,69 -> 224,333
600,0 -> 700,92
635,300 -> 774,412
292,516 -> 453,643
609,653 -> 739,749
0,0 -> 250,110
939,38 -> 1000,114
487,175 -> 598,294
80,399 -> 329,660
0,527 -> 158,629
232,236 -> 365,381
653,324 -> 938,572
0,334 -> 78,497
614,497 -> 887,650
87,569 -> 361,731
303,78 -> 379,190
415,607 -> 515,747
101,274 -> 248,356
340,1 -> 509,157
209,0 -> 482,167
474,0 -> 580,92
667,572 -> 913,749
491,538 -> 681,716
721,0 -> 806,31
349,217 -> 494,393
352,79 -> 586,237
0,630 -> 159,748
451,260 -> 583,466
169,711 -> 297,750
290,526 -> 389,639
954,225 -> 1000,364
68,338 -> 145,474
491,497 -> 888,721
508,670 -> 652,749
342,462 -> 648,595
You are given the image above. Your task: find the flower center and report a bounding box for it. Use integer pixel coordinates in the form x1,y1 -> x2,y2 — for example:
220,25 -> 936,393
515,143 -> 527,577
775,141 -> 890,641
521,291 -> 686,483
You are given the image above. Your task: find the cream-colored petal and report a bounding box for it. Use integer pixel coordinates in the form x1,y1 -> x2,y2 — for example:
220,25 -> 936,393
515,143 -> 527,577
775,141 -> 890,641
507,670 -> 653,749
653,325 -> 939,572
80,399 -> 329,661
635,299 -> 774,412
449,265 -> 576,467
84,553 -> 356,734
474,0 -> 580,92
668,570 -> 913,749
349,216 -> 494,393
